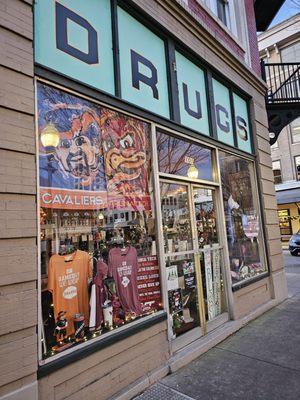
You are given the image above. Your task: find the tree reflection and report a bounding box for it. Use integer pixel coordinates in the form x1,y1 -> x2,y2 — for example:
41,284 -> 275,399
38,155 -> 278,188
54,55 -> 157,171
157,131 -> 212,179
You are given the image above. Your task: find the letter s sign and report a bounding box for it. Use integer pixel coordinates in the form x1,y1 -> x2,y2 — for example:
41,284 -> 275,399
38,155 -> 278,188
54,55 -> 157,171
34,0 -> 115,94
233,93 -> 252,153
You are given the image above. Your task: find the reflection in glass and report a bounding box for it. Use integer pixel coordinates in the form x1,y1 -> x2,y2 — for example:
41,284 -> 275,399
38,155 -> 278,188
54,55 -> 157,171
192,188 -> 225,321
160,183 -> 193,253
166,254 -> 200,336
219,151 -> 266,285
193,188 -> 218,249
157,131 -> 213,181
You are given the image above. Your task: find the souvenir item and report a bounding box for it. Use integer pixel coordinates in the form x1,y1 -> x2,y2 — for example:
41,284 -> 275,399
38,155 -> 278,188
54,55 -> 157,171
103,300 -> 113,328
54,311 -> 68,343
74,314 -> 85,342
47,250 -> 92,335
108,246 -> 143,315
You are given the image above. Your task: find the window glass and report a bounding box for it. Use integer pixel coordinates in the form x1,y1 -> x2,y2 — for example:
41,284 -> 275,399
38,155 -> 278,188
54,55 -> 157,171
217,0 -> 227,26
291,118 -> 300,144
38,82 -> 162,360
278,209 -> 292,236
157,131 -> 213,181
272,160 -> 282,184
219,152 -> 267,286
160,183 -> 193,253
295,156 -> 300,180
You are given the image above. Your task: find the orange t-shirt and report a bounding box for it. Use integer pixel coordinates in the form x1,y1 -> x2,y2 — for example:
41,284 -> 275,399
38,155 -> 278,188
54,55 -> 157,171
48,250 -> 92,336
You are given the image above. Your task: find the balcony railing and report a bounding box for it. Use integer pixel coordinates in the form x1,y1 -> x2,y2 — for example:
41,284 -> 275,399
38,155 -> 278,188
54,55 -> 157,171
261,61 -> 300,104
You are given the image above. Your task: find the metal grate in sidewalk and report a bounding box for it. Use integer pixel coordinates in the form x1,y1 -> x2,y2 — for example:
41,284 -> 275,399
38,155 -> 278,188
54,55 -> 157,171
134,383 -> 195,400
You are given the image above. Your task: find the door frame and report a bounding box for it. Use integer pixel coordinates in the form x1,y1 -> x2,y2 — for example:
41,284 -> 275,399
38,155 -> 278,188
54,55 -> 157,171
151,125 -> 234,351
158,178 -> 230,349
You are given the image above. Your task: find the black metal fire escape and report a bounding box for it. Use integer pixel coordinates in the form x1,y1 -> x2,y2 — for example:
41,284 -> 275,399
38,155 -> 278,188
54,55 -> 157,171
261,61 -> 300,145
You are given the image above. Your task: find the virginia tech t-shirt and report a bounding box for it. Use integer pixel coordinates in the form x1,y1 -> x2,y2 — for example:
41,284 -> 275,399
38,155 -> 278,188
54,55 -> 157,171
108,246 -> 142,315
48,250 -> 92,335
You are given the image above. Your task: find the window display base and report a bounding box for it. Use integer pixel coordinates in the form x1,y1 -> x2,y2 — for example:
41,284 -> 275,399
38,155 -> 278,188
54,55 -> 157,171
38,311 -> 167,379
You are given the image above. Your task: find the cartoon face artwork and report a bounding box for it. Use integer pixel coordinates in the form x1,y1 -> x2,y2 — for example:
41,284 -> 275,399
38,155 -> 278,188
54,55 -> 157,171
100,109 -> 149,195
38,84 -> 105,191
38,83 -> 152,211
54,111 -> 102,187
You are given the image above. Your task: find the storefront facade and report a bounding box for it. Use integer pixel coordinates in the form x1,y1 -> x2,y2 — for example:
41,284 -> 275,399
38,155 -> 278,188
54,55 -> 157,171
0,1 -> 287,400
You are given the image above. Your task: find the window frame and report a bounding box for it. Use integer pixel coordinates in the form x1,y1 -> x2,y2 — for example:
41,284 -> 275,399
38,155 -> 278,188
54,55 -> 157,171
218,150 -> 269,290
272,160 -> 282,185
294,155 -> 300,181
36,78 -> 167,366
277,209 -> 292,237
290,118 -> 300,144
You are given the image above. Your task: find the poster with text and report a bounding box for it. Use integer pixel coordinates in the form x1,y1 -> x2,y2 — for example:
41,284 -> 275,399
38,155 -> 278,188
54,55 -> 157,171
37,83 -> 151,211
137,256 -> 161,312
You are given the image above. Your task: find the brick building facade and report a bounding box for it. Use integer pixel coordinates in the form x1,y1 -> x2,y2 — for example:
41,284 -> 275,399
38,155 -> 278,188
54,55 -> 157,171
0,1 -> 287,399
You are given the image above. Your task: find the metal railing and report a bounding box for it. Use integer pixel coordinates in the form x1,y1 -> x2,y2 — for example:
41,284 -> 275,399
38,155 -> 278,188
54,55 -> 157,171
261,61 -> 300,104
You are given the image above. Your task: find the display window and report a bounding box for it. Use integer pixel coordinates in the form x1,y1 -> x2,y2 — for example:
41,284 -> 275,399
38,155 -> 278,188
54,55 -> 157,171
37,82 -> 162,360
219,151 -> 267,286
157,131 -> 213,181
278,209 -> 292,236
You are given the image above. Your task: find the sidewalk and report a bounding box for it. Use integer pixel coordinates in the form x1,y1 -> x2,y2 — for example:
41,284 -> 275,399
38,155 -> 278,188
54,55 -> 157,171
135,256 -> 300,400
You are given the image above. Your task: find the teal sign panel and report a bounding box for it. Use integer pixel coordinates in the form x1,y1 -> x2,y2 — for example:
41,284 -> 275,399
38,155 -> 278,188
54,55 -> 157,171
34,0 -> 114,95
233,93 -> 252,153
118,7 -> 170,118
176,51 -> 209,136
212,79 -> 234,147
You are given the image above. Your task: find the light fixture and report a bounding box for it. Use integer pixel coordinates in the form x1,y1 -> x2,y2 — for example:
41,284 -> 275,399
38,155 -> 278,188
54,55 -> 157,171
187,164 -> 199,179
40,123 -> 60,148
98,212 -> 104,220
269,132 -> 275,139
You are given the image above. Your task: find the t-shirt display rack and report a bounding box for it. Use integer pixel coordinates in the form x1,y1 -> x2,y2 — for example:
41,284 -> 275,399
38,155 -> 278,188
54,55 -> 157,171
41,208 -> 160,359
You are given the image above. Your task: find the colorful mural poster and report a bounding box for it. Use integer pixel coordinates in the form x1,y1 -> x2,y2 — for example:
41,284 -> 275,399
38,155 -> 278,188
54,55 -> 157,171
37,83 -> 151,211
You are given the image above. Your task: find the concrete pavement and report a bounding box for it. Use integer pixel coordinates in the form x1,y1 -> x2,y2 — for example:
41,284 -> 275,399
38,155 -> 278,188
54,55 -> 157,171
135,252 -> 300,400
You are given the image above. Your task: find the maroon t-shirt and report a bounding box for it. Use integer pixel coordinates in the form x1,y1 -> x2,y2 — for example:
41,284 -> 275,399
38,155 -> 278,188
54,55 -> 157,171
108,246 -> 142,315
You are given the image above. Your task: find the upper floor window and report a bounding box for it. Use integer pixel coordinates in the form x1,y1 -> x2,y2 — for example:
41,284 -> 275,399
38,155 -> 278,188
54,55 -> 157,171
272,160 -> 282,184
295,156 -> 300,180
291,117 -> 300,144
281,41 -> 300,63
199,0 -> 237,35
216,0 -> 228,25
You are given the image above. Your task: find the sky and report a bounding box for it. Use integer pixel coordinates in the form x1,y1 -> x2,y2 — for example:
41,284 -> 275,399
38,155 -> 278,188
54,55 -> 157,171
269,0 -> 300,27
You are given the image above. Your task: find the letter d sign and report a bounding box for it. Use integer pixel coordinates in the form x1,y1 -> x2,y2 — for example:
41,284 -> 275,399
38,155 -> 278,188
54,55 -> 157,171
56,2 -> 98,64
34,0 -> 115,94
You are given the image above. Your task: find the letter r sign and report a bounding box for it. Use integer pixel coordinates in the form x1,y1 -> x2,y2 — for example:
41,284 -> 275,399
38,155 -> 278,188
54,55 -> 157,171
34,0 -> 115,94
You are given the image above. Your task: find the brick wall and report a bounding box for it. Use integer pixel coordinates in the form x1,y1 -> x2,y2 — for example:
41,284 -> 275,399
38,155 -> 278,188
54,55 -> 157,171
0,0 -> 37,399
245,0 -> 261,75
186,0 -> 245,59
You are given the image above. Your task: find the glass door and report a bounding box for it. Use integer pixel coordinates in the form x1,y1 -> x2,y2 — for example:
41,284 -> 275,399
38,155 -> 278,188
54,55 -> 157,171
192,187 -> 227,330
160,181 -> 203,339
160,181 -> 228,342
